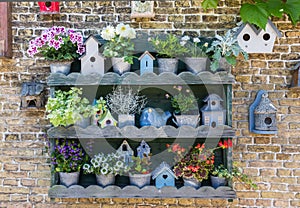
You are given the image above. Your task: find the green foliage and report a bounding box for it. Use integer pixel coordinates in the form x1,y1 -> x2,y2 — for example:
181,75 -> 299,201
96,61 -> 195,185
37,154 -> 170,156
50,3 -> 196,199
129,156 -> 152,174
149,34 -> 188,58
202,0 -> 218,9
45,87 -> 96,127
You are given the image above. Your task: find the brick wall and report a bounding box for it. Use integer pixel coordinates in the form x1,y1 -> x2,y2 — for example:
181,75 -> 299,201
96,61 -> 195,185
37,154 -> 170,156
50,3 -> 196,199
0,1 -> 299,207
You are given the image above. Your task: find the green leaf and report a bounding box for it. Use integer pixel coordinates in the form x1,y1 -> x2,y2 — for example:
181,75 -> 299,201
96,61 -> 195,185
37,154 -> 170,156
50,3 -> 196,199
266,0 -> 284,18
240,3 -> 269,29
202,0 -> 218,10
283,0 -> 300,25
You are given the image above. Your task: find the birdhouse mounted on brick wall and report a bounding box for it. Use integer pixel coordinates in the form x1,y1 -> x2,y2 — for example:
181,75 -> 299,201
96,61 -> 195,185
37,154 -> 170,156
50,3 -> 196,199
38,2 -> 59,14
117,140 -> 133,165
21,81 -> 46,109
138,51 -> 155,75
137,140 -> 151,159
249,90 -> 277,134
152,162 -> 177,189
131,1 -> 155,18
201,94 -> 226,127
79,35 -> 105,75
290,61 -> 300,88
236,20 -> 282,53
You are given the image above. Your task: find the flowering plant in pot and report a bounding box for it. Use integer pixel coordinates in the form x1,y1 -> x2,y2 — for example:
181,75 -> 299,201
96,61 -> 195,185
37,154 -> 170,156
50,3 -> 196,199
45,87 -> 96,128
101,23 -> 136,74
148,34 -> 188,74
206,27 -> 248,72
167,139 -> 231,188
51,138 -> 88,187
83,152 -> 128,186
165,85 -> 199,127
180,36 -> 210,74
128,155 -> 152,188
27,26 -> 85,74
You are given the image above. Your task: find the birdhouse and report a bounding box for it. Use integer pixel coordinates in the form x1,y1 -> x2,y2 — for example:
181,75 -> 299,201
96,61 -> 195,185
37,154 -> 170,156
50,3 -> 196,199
79,35 -> 105,75
137,140 -> 151,159
152,162 -> 177,189
116,140 -> 133,165
249,90 -> 277,134
38,2 -> 59,14
290,61 -> 300,88
131,1 -> 155,18
96,110 -> 117,128
236,20 -> 282,53
201,94 -> 226,127
20,81 -> 45,109
138,51 -> 155,75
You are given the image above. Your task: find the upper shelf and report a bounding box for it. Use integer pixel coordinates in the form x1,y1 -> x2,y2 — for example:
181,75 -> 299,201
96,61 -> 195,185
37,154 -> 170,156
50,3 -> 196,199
47,71 -> 235,86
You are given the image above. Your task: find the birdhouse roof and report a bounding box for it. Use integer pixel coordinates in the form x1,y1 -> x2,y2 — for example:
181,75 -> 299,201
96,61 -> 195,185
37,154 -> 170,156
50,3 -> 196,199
138,51 -> 155,61
152,162 -> 177,179
236,20 -> 282,38
79,34 -> 105,60
137,140 -> 150,150
117,140 -> 133,153
203,94 -> 223,102
254,93 -> 277,113
292,61 -> 300,71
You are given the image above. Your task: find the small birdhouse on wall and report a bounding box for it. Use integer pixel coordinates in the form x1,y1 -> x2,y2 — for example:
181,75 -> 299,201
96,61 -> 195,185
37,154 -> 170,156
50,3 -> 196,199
138,51 -> 155,75
79,35 -> 105,75
20,81 -> 46,109
236,20 -> 282,53
290,61 -> 300,88
117,140 -> 133,165
131,1 -> 155,18
152,162 -> 177,189
137,140 -> 151,159
249,90 -> 277,134
201,94 -> 226,127
38,2 -> 59,14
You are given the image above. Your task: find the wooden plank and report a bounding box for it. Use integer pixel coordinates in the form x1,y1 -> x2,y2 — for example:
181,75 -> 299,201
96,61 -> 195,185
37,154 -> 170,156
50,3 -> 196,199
0,2 -> 12,57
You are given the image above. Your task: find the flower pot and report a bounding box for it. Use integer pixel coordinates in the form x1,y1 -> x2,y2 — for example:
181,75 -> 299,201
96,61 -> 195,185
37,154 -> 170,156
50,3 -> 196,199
183,177 -> 201,189
59,172 -> 80,187
129,172 -> 151,188
183,57 -> 210,74
111,57 -> 131,75
118,114 -> 135,128
218,57 -> 231,71
173,114 -> 200,128
75,115 -> 91,128
50,62 -> 72,75
157,58 -> 178,74
210,175 -> 227,189
95,173 -> 115,187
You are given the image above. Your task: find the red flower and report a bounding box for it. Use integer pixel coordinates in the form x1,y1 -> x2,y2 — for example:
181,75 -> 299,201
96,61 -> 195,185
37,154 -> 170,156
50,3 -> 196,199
188,165 -> 200,172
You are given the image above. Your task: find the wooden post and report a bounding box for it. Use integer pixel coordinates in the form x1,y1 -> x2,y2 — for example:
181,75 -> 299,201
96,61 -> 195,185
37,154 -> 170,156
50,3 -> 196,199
0,2 -> 12,57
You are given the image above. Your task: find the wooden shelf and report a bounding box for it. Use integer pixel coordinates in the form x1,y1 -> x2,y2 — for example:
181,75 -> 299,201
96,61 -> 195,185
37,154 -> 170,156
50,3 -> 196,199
48,185 -> 236,199
47,71 -> 235,87
47,125 -> 235,139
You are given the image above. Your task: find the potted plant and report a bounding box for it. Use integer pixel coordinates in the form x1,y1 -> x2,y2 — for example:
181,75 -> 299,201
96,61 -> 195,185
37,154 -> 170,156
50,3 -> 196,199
148,33 -> 188,74
51,138 -> 88,187
180,36 -> 210,74
101,23 -> 136,75
206,27 -> 248,72
83,152 -> 128,187
27,26 -> 85,75
128,155 -> 152,188
165,85 -> 199,127
106,86 -> 147,128
167,140 -> 231,189
45,87 -> 96,128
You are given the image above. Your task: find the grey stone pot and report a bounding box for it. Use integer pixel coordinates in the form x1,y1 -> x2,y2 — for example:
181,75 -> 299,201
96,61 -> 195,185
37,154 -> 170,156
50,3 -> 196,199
183,57 -> 210,74
210,175 -> 227,189
95,173 -> 115,187
129,172 -> 151,188
50,62 -> 71,75
59,172 -> 80,187
157,58 -> 178,74
111,57 -> 131,75
183,177 -> 201,189
75,115 -> 91,128
118,114 -> 135,128
173,114 -> 200,128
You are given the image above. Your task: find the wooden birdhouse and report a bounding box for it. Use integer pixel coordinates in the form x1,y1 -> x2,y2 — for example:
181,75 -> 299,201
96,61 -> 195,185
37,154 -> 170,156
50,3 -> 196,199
96,110 -> 117,128
131,1 -> 155,18
79,35 -> 105,75
290,61 -> 300,88
137,140 -> 151,159
201,94 -> 226,127
249,90 -> 277,134
138,51 -> 155,75
117,140 -> 133,165
38,2 -> 59,14
236,20 -> 282,53
152,162 -> 177,189
20,81 -> 45,109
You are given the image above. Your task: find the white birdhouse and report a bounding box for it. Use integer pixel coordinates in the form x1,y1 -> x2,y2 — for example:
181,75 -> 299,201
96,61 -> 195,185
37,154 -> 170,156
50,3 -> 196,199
236,20 -> 282,53
79,35 -> 105,75
116,140 -> 133,165
201,94 -> 226,127
138,51 -> 155,75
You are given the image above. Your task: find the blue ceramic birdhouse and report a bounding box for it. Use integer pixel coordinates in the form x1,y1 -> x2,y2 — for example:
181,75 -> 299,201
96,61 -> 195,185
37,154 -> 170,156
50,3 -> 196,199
138,51 -> 155,75
137,140 -> 151,159
116,140 -> 133,165
152,162 -> 177,189
201,94 -> 226,127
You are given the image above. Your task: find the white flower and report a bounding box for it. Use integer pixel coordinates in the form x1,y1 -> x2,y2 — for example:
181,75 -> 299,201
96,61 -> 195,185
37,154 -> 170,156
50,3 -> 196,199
181,36 -> 190,41
114,166 -> 120,172
193,37 -> 200,43
91,158 -> 100,168
116,160 -> 124,168
101,167 -> 108,175
180,41 -> 186,46
204,42 -> 209,47
83,164 -> 90,170
102,162 -> 109,168
101,25 -> 115,41
116,23 -> 132,38
127,28 -> 136,39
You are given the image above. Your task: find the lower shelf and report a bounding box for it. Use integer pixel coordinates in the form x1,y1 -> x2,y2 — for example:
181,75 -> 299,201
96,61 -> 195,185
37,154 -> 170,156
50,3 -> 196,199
48,185 -> 236,198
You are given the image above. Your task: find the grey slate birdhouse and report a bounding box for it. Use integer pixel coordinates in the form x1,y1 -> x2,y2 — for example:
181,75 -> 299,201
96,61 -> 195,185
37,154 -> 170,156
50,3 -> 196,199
137,140 -> 151,159
138,51 -> 155,75
201,94 -> 226,127
20,81 -> 45,109
152,162 -> 177,189
116,140 -> 133,165
236,20 -> 282,53
79,35 -> 105,75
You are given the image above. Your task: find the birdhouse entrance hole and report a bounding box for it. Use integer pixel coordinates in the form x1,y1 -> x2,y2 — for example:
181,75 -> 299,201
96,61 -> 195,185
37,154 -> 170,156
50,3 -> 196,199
45,2 -> 51,8
122,144 -> 127,151
265,117 -> 272,125
90,56 -> 96,62
163,175 -> 168,179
